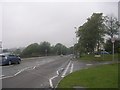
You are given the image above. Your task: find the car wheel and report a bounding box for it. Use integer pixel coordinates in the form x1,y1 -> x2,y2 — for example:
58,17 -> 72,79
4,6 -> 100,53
8,61 -> 11,65
17,60 -> 20,64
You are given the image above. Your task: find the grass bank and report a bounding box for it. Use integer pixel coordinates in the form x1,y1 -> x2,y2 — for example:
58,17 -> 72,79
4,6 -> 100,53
58,63 -> 118,88
79,54 -> 119,61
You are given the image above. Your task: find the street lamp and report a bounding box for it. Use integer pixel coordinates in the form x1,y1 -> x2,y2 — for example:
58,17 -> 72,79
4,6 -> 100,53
0,41 -> 2,53
73,38 -> 75,58
74,27 -> 78,58
111,37 -> 115,61
74,27 -> 78,43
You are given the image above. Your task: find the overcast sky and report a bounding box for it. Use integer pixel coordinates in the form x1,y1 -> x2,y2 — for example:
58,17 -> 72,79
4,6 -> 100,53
0,0 -> 119,49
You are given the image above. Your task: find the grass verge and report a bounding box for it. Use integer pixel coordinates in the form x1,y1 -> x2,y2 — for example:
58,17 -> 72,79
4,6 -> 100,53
79,54 -> 119,61
57,63 -> 118,88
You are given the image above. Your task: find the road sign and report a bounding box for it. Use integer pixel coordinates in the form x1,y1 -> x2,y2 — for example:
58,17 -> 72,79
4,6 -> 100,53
111,37 -> 115,43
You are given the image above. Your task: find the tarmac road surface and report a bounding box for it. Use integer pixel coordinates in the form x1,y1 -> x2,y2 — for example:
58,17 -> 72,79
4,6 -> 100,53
1,55 -> 114,88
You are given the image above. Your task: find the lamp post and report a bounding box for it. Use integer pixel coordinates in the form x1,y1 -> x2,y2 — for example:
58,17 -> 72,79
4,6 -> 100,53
73,38 -> 75,58
74,27 -> 78,43
0,41 -> 2,53
74,27 -> 78,58
111,37 -> 115,61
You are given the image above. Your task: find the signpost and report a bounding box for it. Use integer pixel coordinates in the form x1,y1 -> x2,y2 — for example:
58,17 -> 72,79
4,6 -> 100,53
111,37 -> 115,61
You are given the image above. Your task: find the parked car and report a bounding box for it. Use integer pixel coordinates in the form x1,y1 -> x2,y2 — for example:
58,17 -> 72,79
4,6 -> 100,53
0,53 -> 21,65
94,51 -> 109,55
100,51 -> 109,54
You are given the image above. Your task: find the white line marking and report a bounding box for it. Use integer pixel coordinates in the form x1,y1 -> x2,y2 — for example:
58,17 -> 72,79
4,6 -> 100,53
57,71 -> 59,75
49,74 -> 58,88
70,63 -> 73,73
49,78 -> 53,88
0,76 -> 13,79
0,67 -> 30,80
0,75 -> 4,78
32,66 -> 36,70
49,67 -> 63,88
61,61 -> 71,77
14,67 -> 30,76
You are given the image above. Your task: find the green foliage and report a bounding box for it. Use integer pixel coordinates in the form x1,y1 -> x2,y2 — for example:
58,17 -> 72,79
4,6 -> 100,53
77,13 -> 105,54
20,42 -> 72,57
21,43 -> 39,57
105,16 -> 120,38
76,13 -> 119,56
54,43 -> 68,55
105,38 -> 120,53
58,64 -> 118,88
39,41 -> 51,56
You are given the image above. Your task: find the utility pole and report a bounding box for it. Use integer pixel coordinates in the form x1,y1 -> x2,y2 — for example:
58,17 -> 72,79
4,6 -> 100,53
111,37 -> 115,62
0,41 -> 2,53
73,38 -> 75,58
74,27 -> 78,58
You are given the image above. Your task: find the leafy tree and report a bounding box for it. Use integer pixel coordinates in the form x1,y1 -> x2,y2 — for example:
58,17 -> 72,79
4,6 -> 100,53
105,16 -> 120,38
77,13 -> 105,54
104,38 -> 120,53
39,41 -> 51,56
13,49 -> 22,55
104,16 -> 120,54
67,46 -> 74,54
21,43 -> 39,57
54,43 -> 68,55
50,45 -> 56,55
20,42 -> 70,57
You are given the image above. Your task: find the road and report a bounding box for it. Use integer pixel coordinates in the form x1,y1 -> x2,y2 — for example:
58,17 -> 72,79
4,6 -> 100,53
2,55 -> 72,88
1,55 -> 113,88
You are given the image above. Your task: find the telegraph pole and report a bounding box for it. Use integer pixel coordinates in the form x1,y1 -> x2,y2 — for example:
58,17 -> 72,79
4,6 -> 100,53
74,27 -> 78,58
0,41 -> 2,53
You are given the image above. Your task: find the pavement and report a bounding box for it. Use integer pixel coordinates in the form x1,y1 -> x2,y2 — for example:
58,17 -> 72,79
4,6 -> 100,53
1,55 -> 116,88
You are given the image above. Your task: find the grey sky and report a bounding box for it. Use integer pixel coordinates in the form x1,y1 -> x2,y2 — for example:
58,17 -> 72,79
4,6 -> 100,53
1,1 -> 118,49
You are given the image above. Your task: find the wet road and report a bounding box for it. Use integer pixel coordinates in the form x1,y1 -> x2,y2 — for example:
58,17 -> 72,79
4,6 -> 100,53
1,55 -> 113,88
2,55 -> 71,88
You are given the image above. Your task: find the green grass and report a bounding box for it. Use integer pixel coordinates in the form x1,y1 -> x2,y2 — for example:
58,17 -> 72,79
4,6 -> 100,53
58,63 -> 118,88
80,54 -> 119,61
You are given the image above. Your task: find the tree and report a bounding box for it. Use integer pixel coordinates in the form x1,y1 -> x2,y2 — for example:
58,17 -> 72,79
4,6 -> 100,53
105,16 -> 120,38
67,46 -> 74,54
104,16 -> 120,54
77,13 -> 105,54
104,38 -> 120,53
21,43 -> 39,57
20,42 -> 69,57
39,41 -> 51,56
54,43 -> 68,55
